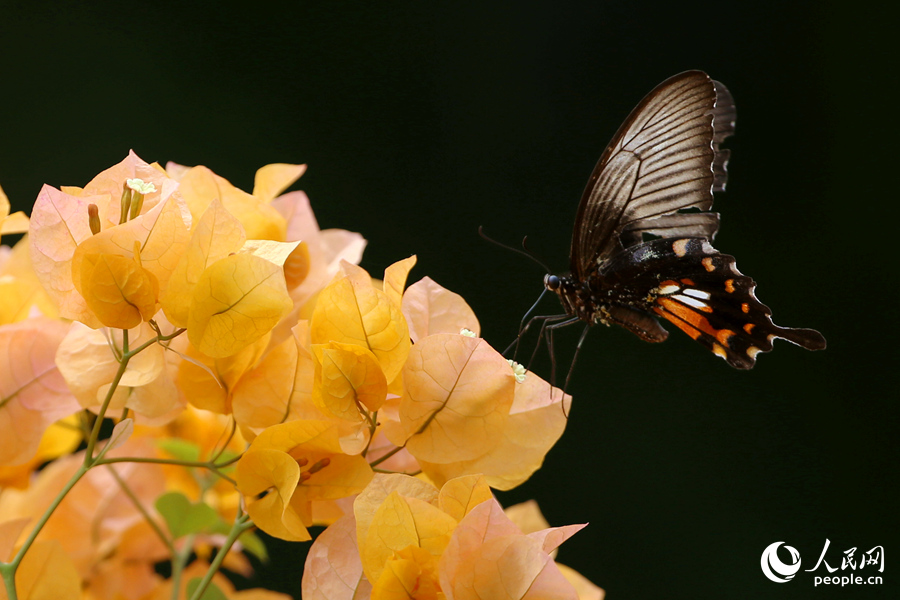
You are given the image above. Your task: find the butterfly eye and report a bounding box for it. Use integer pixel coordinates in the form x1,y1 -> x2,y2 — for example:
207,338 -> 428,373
544,274 -> 560,291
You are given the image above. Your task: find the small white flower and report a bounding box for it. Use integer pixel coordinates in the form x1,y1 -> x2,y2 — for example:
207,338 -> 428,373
459,328 -> 477,338
126,178 -> 157,195
507,359 -> 526,383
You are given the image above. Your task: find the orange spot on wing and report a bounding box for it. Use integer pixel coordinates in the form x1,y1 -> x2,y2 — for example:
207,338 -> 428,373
725,279 -> 735,293
702,257 -> 715,272
659,279 -> 679,288
743,323 -> 756,334
741,303 -> 750,313
716,329 -> 736,346
673,239 -> 690,257
712,343 -> 728,359
680,278 -> 695,286
655,297 -> 718,340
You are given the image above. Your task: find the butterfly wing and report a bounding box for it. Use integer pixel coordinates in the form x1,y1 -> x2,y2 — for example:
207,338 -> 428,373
570,71 -> 736,279
598,237 -> 826,369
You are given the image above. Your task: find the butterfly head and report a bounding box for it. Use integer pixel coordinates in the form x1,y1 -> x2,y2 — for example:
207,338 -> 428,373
543,274 -> 561,292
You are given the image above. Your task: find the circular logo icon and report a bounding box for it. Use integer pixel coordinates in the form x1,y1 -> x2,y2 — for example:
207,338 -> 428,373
761,541 -> 802,583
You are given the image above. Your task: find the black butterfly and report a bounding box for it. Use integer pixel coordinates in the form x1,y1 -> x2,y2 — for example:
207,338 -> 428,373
539,70 -> 825,370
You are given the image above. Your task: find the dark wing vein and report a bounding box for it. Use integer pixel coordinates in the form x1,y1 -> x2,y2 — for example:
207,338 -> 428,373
569,71 -> 735,278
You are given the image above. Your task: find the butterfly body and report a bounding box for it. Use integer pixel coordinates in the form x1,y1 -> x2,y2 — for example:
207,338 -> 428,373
545,70 -> 825,368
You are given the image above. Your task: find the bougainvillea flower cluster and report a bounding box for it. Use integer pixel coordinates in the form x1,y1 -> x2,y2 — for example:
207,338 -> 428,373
0,153 -> 601,599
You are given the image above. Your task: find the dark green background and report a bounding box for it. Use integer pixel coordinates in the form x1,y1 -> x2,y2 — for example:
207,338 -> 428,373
1,2 -> 895,599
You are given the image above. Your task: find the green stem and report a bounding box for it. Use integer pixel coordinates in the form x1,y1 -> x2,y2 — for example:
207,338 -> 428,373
97,457 -> 237,486
84,330 -> 130,464
8,463 -> 89,567
187,514 -> 253,600
0,562 -> 18,600
105,465 -> 175,556
368,443 -> 405,468
170,533 -> 196,600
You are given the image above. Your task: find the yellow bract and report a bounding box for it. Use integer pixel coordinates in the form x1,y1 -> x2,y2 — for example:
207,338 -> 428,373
0,540 -> 81,600
235,420 -> 373,541
313,341 -> 387,421
417,374 -> 570,491
71,193 -> 192,306
399,334 -> 515,463
78,252 -> 159,329
0,236 -> 57,326
177,165 -> 287,241
362,492 -> 457,584
311,261 -> 410,382
402,276 -> 480,342
187,253 -> 293,358
252,163 -> 308,203
372,545 -> 441,600
161,198 -> 246,327
0,184 -> 29,238
382,255 -> 416,309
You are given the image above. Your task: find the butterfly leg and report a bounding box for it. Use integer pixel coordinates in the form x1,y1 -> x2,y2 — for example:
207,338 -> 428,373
503,312 -> 568,357
542,316 -> 582,388
523,314 -> 576,370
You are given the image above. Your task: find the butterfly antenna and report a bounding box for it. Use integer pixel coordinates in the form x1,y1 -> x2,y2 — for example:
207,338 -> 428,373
478,226 -> 552,273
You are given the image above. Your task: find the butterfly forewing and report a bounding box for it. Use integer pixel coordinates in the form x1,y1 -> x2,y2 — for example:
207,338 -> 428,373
570,71 -> 734,278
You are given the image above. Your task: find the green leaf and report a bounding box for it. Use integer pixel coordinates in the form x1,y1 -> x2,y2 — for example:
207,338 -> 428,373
186,578 -> 227,600
238,530 -> 268,562
157,438 -> 202,462
155,492 -> 218,539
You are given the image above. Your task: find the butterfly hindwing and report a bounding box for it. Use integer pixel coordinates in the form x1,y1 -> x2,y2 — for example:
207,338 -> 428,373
598,237 -> 826,369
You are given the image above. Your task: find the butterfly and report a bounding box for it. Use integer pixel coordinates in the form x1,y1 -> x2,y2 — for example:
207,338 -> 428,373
539,70 -> 826,369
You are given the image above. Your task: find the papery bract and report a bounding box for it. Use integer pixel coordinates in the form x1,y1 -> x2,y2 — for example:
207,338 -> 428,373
77,251 -> 159,329
70,193 -> 192,300
362,491 -> 457,584
301,512 -> 372,600
176,333 -> 270,414
0,183 -> 29,237
382,255 -> 416,309
235,420 -> 373,541
438,499 -> 586,600
232,322 -> 318,431
403,276 -> 480,342
55,322 -> 168,414
175,165 -> 287,241
76,151 -> 175,224
372,545 -> 441,600
313,341 -> 387,421
0,318 -> 79,466
161,198 -> 246,327
29,185 -> 110,327
187,253 -> 293,358
417,371 -> 570,490
0,540 -> 81,600
398,334 -> 514,463
271,191 -> 366,317
0,417 -> 81,489
0,236 -> 58,325
353,474 -> 439,547
310,261 -> 410,382
252,163 -> 308,203
0,439 -> 168,578
436,474 -> 493,523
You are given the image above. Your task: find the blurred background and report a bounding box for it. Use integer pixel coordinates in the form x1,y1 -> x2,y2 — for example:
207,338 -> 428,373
1,1 -> 895,598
